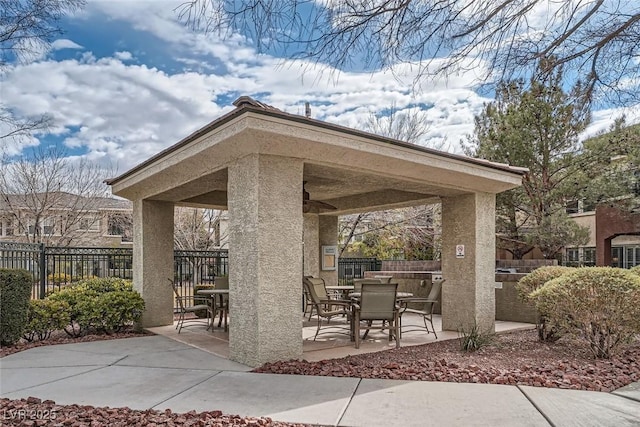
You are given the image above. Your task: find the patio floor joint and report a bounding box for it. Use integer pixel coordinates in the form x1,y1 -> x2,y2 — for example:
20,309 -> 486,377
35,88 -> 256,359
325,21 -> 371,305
516,385 -> 555,427
334,378 -> 362,427
150,371 -> 222,410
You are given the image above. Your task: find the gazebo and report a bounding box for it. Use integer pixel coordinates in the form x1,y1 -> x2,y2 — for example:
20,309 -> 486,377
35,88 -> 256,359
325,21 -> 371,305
106,96 -> 526,367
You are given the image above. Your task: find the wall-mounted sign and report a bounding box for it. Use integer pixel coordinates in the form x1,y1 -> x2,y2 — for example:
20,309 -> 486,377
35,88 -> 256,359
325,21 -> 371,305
455,244 -> 465,258
322,245 -> 337,271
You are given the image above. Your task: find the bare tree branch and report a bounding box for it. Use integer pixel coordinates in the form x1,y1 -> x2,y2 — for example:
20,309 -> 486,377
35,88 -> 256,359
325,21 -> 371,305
178,0 -> 640,104
0,146 -> 117,246
1,0 -> 84,145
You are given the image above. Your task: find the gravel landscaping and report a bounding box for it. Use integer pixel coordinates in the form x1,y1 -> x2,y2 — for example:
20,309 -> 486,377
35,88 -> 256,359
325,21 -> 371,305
254,328 -> 640,393
2,327 -> 639,426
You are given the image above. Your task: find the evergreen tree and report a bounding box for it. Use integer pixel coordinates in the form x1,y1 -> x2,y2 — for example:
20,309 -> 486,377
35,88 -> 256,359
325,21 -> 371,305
466,64 -> 591,258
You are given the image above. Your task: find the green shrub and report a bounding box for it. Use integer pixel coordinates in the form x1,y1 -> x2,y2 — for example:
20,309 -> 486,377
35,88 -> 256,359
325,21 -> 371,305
48,278 -> 144,337
93,290 -> 144,333
47,272 -> 71,284
23,299 -> 71,342
193,284 -> 214,318
78,276 -> 132,293
70,275 -> 98,282
458,323 -> 492,352
516,266 -> 575,301
48,284 -> 96,337
0,269 -> 33,346
630,265 -> 640,275
516,266 -> 574,342
531,267 -> 640,358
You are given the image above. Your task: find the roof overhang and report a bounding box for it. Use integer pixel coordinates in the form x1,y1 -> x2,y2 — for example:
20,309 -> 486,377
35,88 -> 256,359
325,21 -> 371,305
107,100 -> 526,214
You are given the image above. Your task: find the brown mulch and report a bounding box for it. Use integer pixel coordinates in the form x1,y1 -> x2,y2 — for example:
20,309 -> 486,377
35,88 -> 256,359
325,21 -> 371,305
0,397 -> 310,426
2,328 -> 638,426
254,329 -> 640,393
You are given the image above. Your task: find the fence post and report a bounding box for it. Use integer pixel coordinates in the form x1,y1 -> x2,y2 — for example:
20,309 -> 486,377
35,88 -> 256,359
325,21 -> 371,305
39,243 -> 46,299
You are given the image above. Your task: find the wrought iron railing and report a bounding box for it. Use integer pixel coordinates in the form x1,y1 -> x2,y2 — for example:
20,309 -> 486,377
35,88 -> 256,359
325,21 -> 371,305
337,257 -> 381,285
0,242 -> 229,299
0,242 -> 376,299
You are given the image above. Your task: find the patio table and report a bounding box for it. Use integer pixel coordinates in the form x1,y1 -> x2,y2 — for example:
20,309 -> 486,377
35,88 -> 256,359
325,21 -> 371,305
197,289 -> 229,331
325,285 -> 355,300
348,291 -> 413,300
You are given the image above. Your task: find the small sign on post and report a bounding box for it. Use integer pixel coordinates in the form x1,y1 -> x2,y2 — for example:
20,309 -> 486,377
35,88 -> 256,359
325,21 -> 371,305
455,244 -> 465,258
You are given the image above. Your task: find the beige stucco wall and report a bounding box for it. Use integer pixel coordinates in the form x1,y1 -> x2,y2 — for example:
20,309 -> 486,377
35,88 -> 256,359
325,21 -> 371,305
569,212 -> 596,247
441,193 -> 496,333
227,154 -> 304,367
303,214 -> 320,277
318,216 -> 338,286
133,199 -> 174,327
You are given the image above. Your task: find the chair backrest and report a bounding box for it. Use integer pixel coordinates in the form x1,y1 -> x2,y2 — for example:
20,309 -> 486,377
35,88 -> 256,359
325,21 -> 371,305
169,279 -> 185,311
359,282 -> 398,321
215,277 -> 229,290
353,278 -> 383,293
303,277 -> 328,303
427,279 -> 445,301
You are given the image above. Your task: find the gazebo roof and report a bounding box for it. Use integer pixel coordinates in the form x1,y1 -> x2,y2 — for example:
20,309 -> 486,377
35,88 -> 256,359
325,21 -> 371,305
107,96 -> 526,214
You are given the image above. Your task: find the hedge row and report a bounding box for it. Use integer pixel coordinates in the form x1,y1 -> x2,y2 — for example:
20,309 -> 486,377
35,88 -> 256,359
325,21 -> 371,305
0,272 -> 145,345
0,269 -> 32,346
519,266 -> 640,358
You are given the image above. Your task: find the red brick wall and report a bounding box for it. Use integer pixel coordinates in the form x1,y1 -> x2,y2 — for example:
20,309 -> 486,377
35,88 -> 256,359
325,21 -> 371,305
596,205 -> 640,266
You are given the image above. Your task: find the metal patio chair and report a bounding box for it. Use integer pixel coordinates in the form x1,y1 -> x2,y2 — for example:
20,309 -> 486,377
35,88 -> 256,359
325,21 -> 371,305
352,282 -> 400,349
170,279 -> 212,333
398,279 -> 445,339
213,276 -> 229,332
303,276 -> 353,340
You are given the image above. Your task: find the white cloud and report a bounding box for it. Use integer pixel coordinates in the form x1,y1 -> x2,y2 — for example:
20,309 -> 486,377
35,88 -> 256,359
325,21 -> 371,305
114,51 -> 134,61
4,0 -> 637,177
51,39 -> 84,50
582,107 -> 640,140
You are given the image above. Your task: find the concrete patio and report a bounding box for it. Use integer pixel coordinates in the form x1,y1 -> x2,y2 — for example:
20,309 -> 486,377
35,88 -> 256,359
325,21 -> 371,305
147,312 -> 536,362
2,333 -> 638,426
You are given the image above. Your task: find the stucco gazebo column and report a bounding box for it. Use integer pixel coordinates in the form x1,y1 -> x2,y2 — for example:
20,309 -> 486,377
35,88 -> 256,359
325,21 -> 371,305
133,199 -> 174,327
228,154 -> 303,367
441,193 -> 496,333
303,214 -> 320,277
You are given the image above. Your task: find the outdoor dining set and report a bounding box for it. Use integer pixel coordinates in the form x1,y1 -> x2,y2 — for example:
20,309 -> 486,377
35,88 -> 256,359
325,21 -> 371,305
171,277 -> 229,333
303,276 -> 445,348
170,274 -> 444,350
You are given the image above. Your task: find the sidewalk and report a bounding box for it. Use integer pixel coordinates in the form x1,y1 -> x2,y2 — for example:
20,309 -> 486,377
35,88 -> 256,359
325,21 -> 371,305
1,335 -> 639,426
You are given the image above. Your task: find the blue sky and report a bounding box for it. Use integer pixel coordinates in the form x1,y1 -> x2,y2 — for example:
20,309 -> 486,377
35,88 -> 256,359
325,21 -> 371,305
2,0 -> 639,179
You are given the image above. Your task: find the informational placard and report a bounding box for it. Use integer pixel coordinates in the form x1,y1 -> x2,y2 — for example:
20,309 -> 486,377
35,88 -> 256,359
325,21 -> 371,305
455,244 -> 465,258
322,245 -> 337,270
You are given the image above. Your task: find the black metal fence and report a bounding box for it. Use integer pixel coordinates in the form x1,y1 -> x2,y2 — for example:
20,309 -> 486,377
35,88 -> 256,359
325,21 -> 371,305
0,242 -> 229,299
0,242 -> 374,298
338,257 -> 381,285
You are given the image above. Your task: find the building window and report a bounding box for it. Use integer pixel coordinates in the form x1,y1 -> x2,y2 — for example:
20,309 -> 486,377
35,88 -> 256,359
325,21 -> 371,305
611,247 -> 623,268
108,219 -> 124,236
566,248 -> 580,267
582,200 -> 596,212
2,219 -> 14,236
107,213 -> 132,242
565,200 -> 579,214
79,218 -> 100,232
626,246 -> 640,269
583,247 -> 596,266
